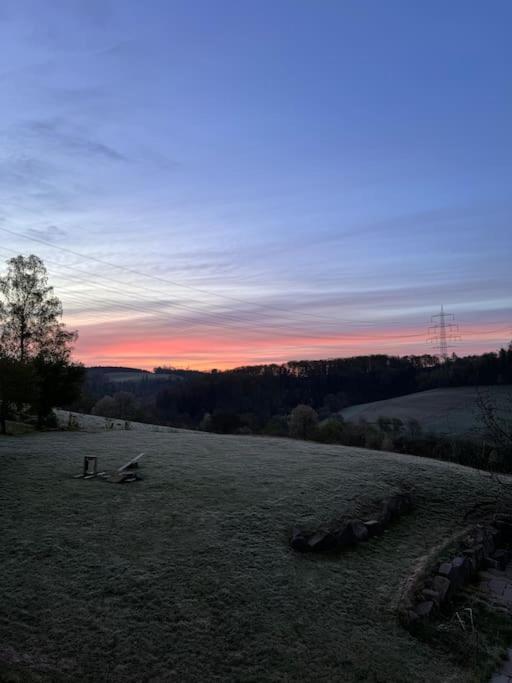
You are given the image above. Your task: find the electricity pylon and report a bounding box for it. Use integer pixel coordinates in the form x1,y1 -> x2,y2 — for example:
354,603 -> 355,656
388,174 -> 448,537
427,305 -> 461,361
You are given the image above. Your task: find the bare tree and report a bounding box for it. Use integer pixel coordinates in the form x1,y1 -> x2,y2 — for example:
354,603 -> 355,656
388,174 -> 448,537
476,389 -> 512,469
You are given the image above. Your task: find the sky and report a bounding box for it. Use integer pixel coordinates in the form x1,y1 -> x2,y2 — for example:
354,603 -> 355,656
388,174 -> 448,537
0,0 -> 511,370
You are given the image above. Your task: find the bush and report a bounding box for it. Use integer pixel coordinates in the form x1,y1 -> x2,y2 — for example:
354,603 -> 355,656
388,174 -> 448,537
92,392 -> 141,420
289,404 -> 318,440
209,412 -> 241,434
92,395 -> 117,418
262,416 -> 288,436
199,412 -> 213,431
406,418 -> 422,437
41,410 -> 58,429
317,418 -> 345,443
381,434 -> 395,451
364,429 -> 383,450
236,426 -> 252,435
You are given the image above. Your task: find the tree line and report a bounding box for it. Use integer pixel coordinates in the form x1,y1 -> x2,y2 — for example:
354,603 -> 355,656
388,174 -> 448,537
149,348 -> 512,431
70,344 -> 512,439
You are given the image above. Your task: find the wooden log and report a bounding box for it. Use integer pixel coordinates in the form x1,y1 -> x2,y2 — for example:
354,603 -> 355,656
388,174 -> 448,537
117,452 -> 145,473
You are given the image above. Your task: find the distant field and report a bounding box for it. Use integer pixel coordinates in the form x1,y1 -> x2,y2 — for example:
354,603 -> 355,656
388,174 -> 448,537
0,424 -> 507,682
341,385 -> 512,438
55,410 -> 179,433
102,371 -> 175,384
3,420 -> 35,436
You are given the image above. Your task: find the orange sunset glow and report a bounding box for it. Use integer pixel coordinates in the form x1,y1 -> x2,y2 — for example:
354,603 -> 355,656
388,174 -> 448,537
71,317 -> 512,370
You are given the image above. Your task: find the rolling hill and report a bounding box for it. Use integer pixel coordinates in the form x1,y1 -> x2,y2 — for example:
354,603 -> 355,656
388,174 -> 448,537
1,420 -> 508,682
341,385 -> 512,438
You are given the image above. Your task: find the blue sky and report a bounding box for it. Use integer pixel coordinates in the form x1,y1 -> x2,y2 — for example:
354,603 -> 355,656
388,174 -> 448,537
0,0 -> 511,368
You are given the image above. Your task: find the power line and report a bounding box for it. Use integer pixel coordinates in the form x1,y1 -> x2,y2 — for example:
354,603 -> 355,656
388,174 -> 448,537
0,245 -> 386,342
0,241 -> 509,361
0,226 -> 389,326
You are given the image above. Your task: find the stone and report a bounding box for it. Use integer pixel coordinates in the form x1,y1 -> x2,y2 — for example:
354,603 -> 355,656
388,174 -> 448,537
473,527 -> 485,544
469,544 -> 485,568
414,600 -> 435,618
482,533 -> 497,557
378,503 -> 392,524
349,519 -> 369,542
452,556 -> 473,584
422,588 -> 440,606
503,585 -> 512,605
489,525 -> 502,546
386,495 -> 403,518
334,524 -> 357,547
495,513 -> 512,522
432,575 -> 451,602
492,549 -> 510,571
307,530 -> 338,552
363,520 -> 383,537
290,527 -> 309,552
484,557 -> 500,570
399,492 -> 413,510
489,674 -> 510,683
436,557 -> 471,589
438,562 -> 452,578
463,545 -> 484,570
465,555 -> 478,575
488,578 -> 508,595
495,520 -> 512,543
406,609 -> 419,624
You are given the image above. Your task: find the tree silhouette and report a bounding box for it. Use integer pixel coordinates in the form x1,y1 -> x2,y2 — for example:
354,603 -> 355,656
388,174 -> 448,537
0,254 -> 83,428
0,254 -> 77,362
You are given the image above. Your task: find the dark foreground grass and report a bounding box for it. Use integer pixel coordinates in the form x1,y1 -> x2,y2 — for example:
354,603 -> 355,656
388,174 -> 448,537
0,429 -> 507,681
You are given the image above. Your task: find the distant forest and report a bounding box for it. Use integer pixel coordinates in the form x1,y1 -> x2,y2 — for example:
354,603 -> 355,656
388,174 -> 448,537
70,346 -> 512,433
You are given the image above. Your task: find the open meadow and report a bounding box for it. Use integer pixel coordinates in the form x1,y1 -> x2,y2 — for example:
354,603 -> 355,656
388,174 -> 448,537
341,385 -> 512,438
0,425 -> 507,682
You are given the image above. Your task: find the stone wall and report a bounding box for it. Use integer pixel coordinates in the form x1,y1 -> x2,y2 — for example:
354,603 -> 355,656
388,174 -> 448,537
399,515 -> 512,625
290,490 -> 414,554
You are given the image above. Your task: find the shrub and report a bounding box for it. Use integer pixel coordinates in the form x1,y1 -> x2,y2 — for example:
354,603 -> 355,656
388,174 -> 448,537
92,395 -> 117,418
317,418 -> 345,443
92,392 -> 141,420
262,416 -> 288,436
236,426 -> 252,435
364,429 -> 383,450
289,404 -> 319,440
199,412 -> 213,431
381,434 -> 395,451
209,412 -> 241,434
406,418 -> 422,437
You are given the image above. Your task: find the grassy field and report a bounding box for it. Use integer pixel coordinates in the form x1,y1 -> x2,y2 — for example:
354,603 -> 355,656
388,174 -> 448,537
0,426 -> 507,682
341,385 -> 512,438
54,410 -> 179,433
102,371 -> 175,384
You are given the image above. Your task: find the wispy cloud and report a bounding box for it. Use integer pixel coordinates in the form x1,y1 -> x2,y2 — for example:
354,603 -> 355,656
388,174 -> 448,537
26,225 -> 67,242
24,118 -> 127,162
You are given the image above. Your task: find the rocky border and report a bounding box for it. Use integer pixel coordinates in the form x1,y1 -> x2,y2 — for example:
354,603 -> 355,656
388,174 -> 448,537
399,514 -> 512,625
290,490 -> 414,553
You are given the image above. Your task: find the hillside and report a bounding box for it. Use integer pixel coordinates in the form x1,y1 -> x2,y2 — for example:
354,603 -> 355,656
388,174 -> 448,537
54,410 -> 180,433
341,385 -> 512,438
86,366 -> 188,385
1,424 -> 508,682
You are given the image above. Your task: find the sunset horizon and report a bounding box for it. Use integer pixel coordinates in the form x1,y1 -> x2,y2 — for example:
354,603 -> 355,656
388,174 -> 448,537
2,1 -> 511,370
